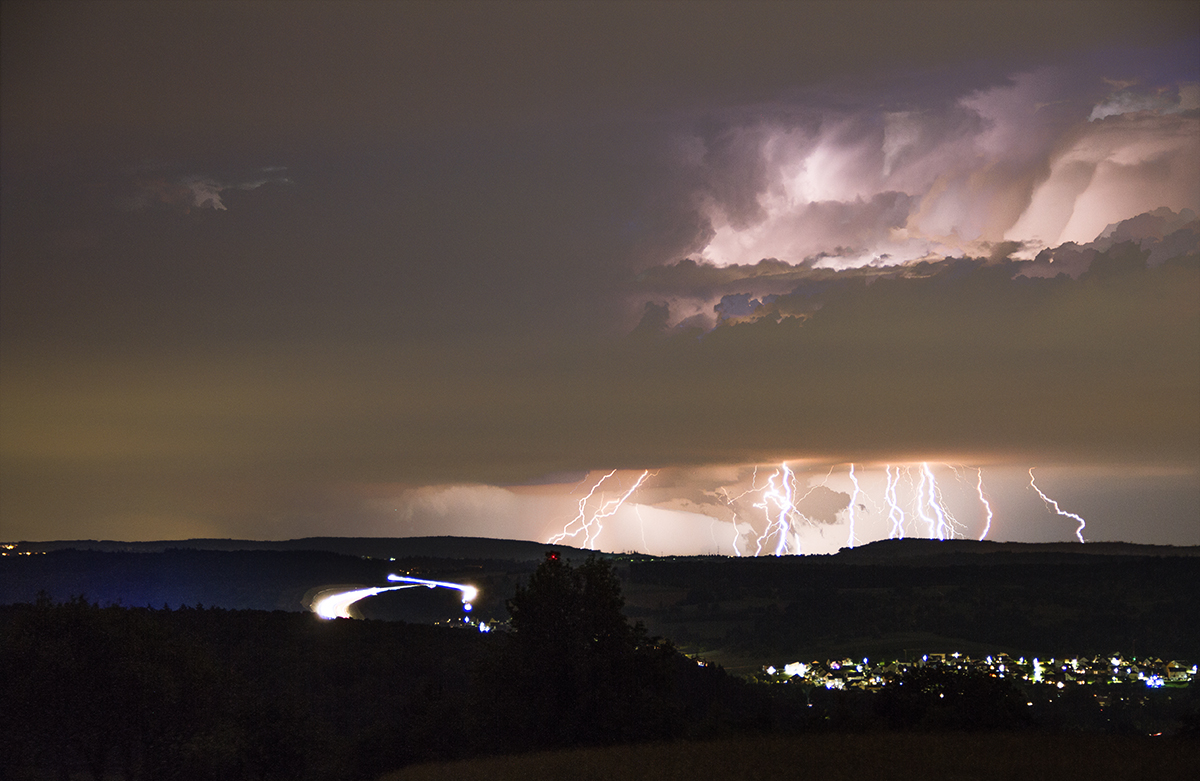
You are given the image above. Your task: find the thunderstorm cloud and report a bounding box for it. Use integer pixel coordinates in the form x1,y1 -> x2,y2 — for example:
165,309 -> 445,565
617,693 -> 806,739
1,1 -> 1197,547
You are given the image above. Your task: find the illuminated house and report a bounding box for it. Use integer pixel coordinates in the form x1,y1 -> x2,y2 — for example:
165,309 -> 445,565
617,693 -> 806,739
1166,661 -> 1191,682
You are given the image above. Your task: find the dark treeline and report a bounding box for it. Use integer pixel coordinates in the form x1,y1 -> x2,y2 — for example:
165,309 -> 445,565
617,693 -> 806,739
1,554 -> 761,781
2,596 -> 502,780
4,553 -> 1199,779
630,555 -> 1200,658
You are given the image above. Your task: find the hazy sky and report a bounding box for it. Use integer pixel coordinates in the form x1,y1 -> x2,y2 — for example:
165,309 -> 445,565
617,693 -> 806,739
2,1 -> 1197,551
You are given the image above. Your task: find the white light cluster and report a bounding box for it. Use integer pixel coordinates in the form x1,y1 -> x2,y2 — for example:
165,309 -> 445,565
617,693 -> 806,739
311,575 -> 478,620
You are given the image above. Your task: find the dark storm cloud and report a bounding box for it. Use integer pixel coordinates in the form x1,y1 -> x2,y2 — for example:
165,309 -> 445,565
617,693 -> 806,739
6,236 -> 1194,516
2,1 -> 1198,542
5,1 -> 1198,158
632,208 -> 1200,316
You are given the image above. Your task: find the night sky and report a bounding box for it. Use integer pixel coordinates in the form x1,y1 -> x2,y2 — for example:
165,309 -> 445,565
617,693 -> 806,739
3,1 -> 1197,552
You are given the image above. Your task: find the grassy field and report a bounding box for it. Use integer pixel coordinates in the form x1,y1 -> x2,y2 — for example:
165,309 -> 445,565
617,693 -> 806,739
381,732 -> 1200,781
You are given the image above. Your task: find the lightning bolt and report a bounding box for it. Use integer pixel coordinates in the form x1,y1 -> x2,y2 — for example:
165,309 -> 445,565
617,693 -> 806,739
975,467 -> 994,541
755,464 -> 842,555
845,463 -> 862,548
548,469 -> 617,547
913,463 -> 964,540
717,462 -> 1004,555
720,472 -> 766,557
586,469 -> 652,548
548,469 -> 652,549
914,464 -> 937,538
753,463 -> 801,555
931,468 -> 965,539
925,464 -> 951,539
635,504 -> 651,553
884,465 -> 907,539
1029,468 -> 1087,543
718,486 -> 745,556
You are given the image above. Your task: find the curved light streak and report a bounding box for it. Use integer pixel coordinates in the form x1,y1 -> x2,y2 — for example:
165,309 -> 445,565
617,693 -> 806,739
386,574 -> 479,606
311,575 -> 478,620
312,585 -> 419,619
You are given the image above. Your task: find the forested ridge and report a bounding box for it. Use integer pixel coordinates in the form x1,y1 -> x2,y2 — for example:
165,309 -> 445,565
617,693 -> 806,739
628,554 -> 1200,660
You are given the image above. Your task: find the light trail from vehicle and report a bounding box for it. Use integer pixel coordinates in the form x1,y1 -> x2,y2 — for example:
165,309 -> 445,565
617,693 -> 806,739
311,575 -> 478,619
312,585 -> 419,619
386,574 -> 479,608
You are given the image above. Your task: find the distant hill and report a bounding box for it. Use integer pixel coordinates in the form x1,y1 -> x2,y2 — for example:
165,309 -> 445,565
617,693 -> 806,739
8,535 -> 598,562
10,535 -> 1198,563
832,538 -> 1200,564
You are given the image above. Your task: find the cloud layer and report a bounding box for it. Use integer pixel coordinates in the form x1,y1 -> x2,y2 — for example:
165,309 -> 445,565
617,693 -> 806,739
1,2 -> 1197,546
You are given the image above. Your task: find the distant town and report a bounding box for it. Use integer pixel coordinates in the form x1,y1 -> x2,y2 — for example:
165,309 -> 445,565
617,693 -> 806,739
757,652 -> 1197,691
0,543 -> 43,556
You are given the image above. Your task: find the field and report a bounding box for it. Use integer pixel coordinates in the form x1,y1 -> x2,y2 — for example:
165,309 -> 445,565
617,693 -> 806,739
383,732 -> 1200,781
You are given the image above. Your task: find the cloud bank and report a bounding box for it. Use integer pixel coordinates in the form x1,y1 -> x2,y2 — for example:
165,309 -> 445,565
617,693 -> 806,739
676,71 -> 1199,271
2,2 -> 1197,547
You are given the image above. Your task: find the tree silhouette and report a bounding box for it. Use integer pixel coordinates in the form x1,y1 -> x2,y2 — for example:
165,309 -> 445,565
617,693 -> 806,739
490,553 -> 677,748
507,553 -> 640,658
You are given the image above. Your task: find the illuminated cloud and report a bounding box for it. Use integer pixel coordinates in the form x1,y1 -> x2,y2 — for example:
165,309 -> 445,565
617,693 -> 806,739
1020,207 -> 1198,278
678,69 -> 1199,271
388,483 -> 572,542
1014,113 -> 1200,247
1089,82 -> 1200,121
121,166 -> 290,213
633,206 -> 1198,328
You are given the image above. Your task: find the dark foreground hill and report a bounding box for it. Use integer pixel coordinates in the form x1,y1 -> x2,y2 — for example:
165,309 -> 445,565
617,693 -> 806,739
0,562 -> 752,780
3,542 -> 1199,781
